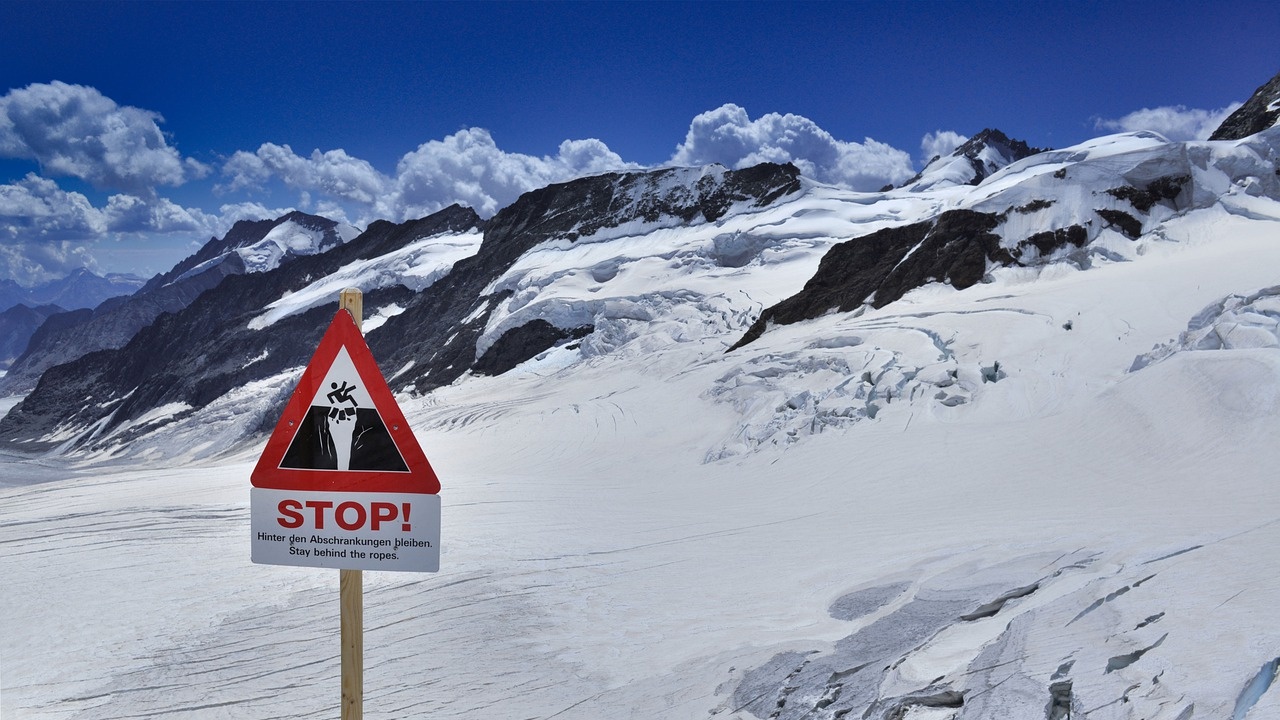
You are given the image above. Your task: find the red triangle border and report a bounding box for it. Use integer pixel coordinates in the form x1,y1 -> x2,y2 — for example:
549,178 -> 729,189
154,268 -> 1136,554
251,308 -> 440,494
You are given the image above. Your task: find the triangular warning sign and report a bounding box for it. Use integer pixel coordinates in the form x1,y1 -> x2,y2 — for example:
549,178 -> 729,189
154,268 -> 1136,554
252,308 -> 440,494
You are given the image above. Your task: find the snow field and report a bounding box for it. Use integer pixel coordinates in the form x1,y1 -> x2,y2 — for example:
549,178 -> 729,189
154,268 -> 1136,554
6,131 -> 1280,717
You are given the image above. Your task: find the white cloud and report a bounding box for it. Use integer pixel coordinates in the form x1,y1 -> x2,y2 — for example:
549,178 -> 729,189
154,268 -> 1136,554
217,109 -> 919,223
920,130 -> 968,164
0,174 -> 107,240
0,173 -> 302,282
219,150 -> 273,194
0,175 -> 108,282
0,240 -> 99,286
103,194 -> 211,234
221,143 -> 388,206
0,81 -> 208,194
668,104 -> 915,191
221,129 -> 637,222
1094,103 -> 1243,142
386,129 -> 635,218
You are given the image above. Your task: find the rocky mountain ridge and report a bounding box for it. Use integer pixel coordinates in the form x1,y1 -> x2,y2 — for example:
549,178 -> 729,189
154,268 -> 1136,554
0,303 -> 63,370
0,163 -> 807,448
4,69 -> 1280,459
1210,69 -> 1280,141
0,211 -> 358,394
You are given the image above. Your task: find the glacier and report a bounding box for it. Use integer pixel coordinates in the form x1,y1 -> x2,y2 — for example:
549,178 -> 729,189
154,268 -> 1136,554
5,126 -> 1280,719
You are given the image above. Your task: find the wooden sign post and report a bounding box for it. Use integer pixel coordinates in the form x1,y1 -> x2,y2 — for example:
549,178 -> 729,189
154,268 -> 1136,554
339,288 -> 364,720
250,286 -> 441,719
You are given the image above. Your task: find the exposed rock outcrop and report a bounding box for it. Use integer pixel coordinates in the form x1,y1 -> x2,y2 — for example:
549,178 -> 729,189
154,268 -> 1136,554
1210,70 -> 1280,140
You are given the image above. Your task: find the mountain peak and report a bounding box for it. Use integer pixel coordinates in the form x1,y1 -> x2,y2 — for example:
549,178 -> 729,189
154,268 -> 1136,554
952,128 -> 1042,162
137,210 -> 358,295
1209,69 -> 1280,140
902,128 -> 1045,191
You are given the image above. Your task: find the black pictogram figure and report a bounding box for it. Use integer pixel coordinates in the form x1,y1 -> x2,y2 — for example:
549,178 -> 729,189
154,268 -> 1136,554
327,381 -> 359,406
326,381 -> 359,420
279,377 -> 408,472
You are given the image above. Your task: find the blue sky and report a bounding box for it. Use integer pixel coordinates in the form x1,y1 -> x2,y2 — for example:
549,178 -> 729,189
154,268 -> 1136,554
1,0 -> 1277,283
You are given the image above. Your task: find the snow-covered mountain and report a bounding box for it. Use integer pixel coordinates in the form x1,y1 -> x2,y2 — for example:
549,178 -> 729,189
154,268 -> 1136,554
7,115 -> 1278,461
0,165 -> 800,450
5,69 -> 1280,720
900,128 -> 1045,192
0,211 -> 360,394
136,210 -> 362,294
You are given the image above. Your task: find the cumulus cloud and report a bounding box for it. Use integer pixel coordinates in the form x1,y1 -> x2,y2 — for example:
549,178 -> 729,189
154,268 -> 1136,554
0,173 -> 294,282
217,108 -> 920,223
0,239 -> 99,286
220,143 -> 387,205
1094,103 -> 1243,142
0,81 -> 208,194
920,130 -> 968,164
221,129 -> 637,221
103,194 -> 211,234
387,129 -> 635,218
668,104 -> 914,191
0,173 -> 107,241
0,176 -> 108,282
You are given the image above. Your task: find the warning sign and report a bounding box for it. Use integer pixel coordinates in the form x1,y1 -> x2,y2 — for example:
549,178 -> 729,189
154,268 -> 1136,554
252,307 -> 440,572
251,308 -> 440,494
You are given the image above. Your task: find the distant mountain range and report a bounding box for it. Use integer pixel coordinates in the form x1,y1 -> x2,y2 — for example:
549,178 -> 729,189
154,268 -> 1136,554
0,269 -> 144,315
0,211 -> 359,384
2,68 -> 1279,459
0,269 -> 145,371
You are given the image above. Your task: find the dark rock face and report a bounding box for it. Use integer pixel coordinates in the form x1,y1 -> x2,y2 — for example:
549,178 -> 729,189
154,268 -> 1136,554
732,210 -> 1009,349
0,304 -> 63,369
0,206 -> 482,446
1209,70 -> 1280,140
730,210 -> 1096,350
731,167 -> 1194,350
1095,209 -> 1143,239
1105,175 -> 1190,213
1,164 -> 801,450
0,211 -> 350,394
1019,226 -> 1088,258
472,320 -> 594,376
951,128 -> 1046,183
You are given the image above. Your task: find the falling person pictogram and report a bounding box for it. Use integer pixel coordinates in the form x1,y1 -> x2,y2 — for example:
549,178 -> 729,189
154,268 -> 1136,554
278,351 -> 410,473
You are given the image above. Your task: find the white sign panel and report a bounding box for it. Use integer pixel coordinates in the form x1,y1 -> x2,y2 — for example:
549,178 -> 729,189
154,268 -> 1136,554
251,488 -> 440,572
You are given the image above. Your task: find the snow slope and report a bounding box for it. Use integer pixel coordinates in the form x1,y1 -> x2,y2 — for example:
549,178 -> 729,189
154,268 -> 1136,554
248,228 -> 483,330
6,131 -> 1280,719
174,219 -> 363,283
